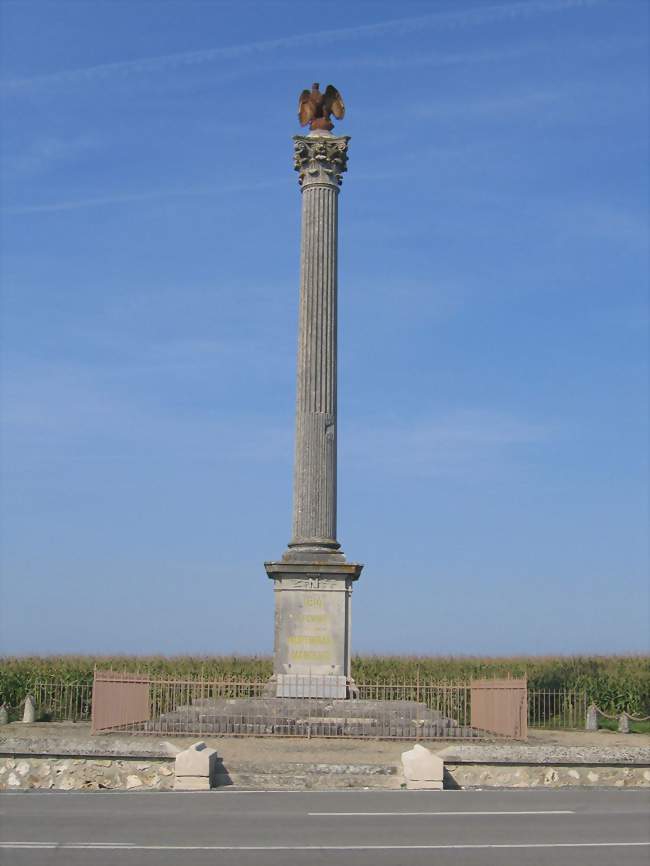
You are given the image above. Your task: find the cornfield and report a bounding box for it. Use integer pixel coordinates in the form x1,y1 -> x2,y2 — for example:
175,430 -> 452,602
1,654 -> 648,715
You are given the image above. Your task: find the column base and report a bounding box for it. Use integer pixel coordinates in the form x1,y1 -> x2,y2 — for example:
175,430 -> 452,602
282,540 -> 347,564
264,559 -> 363,698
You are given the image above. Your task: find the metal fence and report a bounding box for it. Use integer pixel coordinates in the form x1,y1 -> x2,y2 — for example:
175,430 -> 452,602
89,671 -> 531,740
30,677 -> 590,737
33,680 -> 92,722
92,674 -> 475,739
528,688 -> 587,729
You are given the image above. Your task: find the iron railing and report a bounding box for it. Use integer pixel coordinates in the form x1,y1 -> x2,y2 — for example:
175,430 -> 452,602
91,672 -> 479,739
30,678 -> 590,734
528,688 -> 587,729
33,680 -> 92,722
88,671 -> 534,739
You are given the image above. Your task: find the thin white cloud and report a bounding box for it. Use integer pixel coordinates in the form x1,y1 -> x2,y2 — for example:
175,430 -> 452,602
343,410 -> 551,479
1,357 -> 292,462
2,178 -> 284,214
411,90 -> 562,120
1,0 -> 602,91
1,135 -> 101,177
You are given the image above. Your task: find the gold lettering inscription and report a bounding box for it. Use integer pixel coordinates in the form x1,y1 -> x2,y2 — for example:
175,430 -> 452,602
304,597 -> 323,608
289,650 -> 332,662
287,635 -> 333,645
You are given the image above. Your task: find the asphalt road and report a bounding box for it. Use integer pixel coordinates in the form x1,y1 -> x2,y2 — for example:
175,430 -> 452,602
1,788 -> 648,865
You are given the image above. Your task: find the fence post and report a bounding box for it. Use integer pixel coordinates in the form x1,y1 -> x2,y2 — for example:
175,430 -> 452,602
618,712 -> 630,734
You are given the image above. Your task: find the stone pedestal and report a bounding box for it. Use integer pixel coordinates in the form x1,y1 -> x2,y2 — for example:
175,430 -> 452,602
265,562 -> 362,697
265,131 -> 362,698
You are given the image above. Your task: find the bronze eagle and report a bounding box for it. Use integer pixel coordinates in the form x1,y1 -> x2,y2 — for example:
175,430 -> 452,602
298,83 -> 345,132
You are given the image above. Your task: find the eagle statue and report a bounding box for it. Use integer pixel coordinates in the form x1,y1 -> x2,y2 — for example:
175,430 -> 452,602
298,83 -> 345,132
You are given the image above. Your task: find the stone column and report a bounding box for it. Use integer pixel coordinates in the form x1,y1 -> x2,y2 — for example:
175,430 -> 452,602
265,131 -> 362,698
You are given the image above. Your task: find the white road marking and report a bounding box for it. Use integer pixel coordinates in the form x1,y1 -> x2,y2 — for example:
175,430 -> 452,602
0,791 -> 216,796
308,810 -> 576,816
0,842 -> 648,851
2,843 -> 133,848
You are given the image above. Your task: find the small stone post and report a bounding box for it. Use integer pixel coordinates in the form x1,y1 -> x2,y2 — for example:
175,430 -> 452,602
265,130 -> 362,698
174,741 -> 218,790
0,705 -> 8,726
585,704 -> 599,731
22,695 -> 36,723
401,744 -> 445,790
618,712 -> 630,734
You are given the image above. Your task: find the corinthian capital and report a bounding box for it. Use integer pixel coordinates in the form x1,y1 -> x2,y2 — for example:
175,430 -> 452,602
293,134 -> 350,189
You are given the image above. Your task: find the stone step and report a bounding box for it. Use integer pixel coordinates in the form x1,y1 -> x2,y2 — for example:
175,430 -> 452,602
215,760 -> 401,790
151,719 -> 468,738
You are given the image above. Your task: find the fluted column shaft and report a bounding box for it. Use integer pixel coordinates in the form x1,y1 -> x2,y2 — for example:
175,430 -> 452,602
288,133 -> 349,556
291,182 -> 338,547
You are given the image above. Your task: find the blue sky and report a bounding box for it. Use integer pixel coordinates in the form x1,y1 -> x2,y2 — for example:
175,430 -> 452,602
1,0 -> 647,656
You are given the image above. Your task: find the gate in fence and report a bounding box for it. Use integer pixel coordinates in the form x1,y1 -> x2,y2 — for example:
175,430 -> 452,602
471,678 -> 527,739
91,670 -> 151,734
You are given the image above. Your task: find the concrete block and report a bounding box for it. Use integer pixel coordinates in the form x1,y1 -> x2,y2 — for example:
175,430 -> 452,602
401,744 -> 444,791
174,775 -> 211,791
174,742 -> 217,790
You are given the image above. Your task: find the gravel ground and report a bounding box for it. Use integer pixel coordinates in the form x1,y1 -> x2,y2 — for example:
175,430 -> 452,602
2,722 -> 649,765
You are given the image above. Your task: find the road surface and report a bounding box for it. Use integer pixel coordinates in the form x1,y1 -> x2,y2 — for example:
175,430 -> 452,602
1,787 -> 648,865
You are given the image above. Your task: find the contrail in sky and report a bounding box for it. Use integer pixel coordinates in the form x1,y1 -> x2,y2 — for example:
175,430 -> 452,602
1,0 -> 602,92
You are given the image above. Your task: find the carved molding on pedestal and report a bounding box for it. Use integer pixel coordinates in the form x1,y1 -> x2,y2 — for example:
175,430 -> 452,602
293,135 -> 350,188
271,576 -> 355,592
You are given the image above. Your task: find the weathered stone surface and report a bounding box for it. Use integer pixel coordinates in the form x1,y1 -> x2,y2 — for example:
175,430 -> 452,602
0,706 -> 8,726
266,567 -> 361,690
293,133 -> 349,189
175,775 -> 211,791
174,741 -> 217,790
175,741 -> 217,777
154,697 -> 458,738
401,744 -> 444,790
436,742 -> 650,765
276,673 -> 348,699
22,696 -> 36,724
222,761 -> 399,791
1,751 -> 650,792
3,723 -> 650,791
265,132 -> 362,694
0,733 -> 176,759
445,763 -> 650,789
0,756 -> 174,791
586,704 -> 599,731
289,134 -> 350,555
